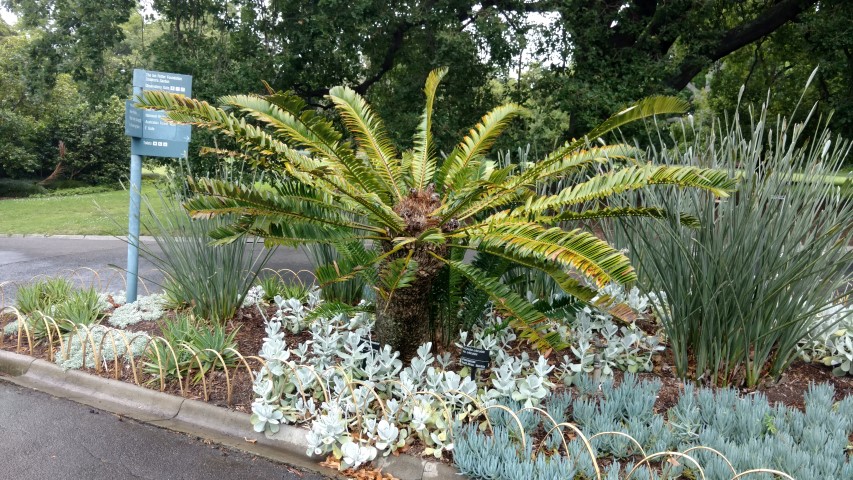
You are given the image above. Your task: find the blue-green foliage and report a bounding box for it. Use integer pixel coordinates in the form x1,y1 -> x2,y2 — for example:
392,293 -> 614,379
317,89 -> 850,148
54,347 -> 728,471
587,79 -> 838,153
454,375 -> 853,479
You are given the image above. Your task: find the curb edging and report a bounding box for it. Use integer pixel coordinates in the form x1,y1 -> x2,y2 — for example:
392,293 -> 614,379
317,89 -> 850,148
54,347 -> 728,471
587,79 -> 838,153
0,350 -> 460,480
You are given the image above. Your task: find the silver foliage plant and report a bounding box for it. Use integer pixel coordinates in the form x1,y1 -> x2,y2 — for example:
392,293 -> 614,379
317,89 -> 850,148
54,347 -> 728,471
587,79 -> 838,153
610,90 -> 853,387
248,284 -> 660,470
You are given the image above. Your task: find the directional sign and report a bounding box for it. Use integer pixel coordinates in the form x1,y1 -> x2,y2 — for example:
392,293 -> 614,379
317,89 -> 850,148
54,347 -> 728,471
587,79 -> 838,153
124,100 -> 143,137
132,69 -> 192,97
131,137 -> 188,159
125,101 -> 191,141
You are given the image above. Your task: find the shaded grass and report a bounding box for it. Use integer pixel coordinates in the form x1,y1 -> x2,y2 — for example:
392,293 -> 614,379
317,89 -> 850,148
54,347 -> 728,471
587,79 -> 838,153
0,181 -> 167,235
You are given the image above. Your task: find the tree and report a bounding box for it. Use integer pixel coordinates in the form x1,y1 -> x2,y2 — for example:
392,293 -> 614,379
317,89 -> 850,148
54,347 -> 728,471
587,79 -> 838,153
139,69 -> 736,358
2,0 -> 136,102
707,0 -> 853,136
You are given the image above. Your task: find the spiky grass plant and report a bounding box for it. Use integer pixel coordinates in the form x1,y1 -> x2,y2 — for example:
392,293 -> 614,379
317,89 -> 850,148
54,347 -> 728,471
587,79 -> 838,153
15,277 -> 74,315
140,189 -> 275,324
138,69 -> 736,358
610,98 -> 853,387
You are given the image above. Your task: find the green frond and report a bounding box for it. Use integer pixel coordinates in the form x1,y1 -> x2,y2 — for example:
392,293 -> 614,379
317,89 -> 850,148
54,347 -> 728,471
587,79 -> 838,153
436,103 -> 523,191
378,252 -> 419,302
332,240 -> 382,287
305,301 -> 374,322
521,165 -> 739,215
523,144 -> 642,184
137,91 -> 330,184
585,95 -> 689,141
328,86 -> 403,199
208,216 -> 358,248
513,96 -> 687,185
452,243 -> 636,322
183,178 -> 384,234
410,67 -> 448,190
461,220 -> 636,286
542,206 -> 701,228
438,258 -> 565,351
220,93 -> 391,200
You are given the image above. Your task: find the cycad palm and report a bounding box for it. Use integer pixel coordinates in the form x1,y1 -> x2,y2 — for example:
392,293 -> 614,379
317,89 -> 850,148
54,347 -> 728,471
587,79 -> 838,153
139,68 -> 736,359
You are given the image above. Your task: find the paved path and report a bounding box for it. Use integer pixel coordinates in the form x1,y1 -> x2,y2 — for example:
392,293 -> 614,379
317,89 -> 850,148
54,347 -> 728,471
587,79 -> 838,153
0,380 -> 329,479
0,236 -> 316,306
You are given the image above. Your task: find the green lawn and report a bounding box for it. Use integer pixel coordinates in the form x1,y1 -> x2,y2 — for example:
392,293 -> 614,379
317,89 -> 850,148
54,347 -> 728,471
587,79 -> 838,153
0,182 -> 168,236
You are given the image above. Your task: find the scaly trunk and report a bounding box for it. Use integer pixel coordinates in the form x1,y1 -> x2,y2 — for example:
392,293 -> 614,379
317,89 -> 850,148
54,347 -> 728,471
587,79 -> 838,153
374,265 -> 436,361
374,186 -> 448,360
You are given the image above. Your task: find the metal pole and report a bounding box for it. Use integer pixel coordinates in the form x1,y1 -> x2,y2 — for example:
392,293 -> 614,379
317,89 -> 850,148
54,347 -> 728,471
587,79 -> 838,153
126,85 -> 143,303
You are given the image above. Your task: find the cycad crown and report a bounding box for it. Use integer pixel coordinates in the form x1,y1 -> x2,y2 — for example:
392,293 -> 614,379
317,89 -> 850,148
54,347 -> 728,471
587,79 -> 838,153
139,68 -> 736,359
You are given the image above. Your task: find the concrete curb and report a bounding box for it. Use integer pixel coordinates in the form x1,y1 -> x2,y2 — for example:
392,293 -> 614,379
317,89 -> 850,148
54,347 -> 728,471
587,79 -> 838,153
0,350 -> 461,480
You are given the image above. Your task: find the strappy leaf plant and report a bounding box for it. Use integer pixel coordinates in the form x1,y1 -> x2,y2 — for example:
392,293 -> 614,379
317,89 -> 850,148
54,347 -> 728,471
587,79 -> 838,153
138,68 -> 736,359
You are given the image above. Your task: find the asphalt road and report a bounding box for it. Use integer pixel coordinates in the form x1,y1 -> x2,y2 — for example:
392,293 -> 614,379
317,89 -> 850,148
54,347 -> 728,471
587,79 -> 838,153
0,379 -> 329,480
0,236 -> 316,306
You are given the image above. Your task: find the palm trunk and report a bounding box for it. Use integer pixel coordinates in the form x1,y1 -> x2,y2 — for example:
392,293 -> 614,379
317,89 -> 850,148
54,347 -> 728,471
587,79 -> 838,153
376,186 -> 446,360
374,271 -> 435,361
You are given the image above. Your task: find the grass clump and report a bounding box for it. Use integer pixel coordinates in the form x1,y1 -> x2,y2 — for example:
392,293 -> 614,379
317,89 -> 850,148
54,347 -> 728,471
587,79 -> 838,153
15,277 -> 74,315
256,275 -> 311,303
143,315 -> 240,384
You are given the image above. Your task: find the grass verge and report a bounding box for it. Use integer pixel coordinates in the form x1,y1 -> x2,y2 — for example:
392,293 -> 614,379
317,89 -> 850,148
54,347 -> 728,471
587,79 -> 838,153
0,181 -> 166,236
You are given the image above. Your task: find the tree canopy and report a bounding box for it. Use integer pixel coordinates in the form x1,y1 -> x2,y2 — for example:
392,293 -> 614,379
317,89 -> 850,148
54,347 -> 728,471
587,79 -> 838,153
1,0 -> 849,184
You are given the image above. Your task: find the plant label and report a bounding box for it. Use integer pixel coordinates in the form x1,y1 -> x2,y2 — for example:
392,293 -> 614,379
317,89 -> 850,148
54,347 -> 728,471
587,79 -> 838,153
460,346 -> 490,370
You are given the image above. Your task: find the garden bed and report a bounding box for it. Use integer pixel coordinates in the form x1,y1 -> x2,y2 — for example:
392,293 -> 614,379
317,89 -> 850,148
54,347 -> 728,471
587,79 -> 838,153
3,277 -> 853,480
4,305 -> 853,414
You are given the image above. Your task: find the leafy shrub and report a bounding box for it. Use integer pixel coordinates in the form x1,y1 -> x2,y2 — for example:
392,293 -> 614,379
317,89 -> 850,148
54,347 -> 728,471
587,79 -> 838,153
610,101 -> 853,387
42,179 -> 91,190
0,178 -> 47,198
144,315 -> 240,383
30,185 -> 114,198
140,189 -> 275,324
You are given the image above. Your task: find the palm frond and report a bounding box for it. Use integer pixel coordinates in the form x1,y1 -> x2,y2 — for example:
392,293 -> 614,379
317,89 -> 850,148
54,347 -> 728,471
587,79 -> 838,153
586,96 -> 689,141
328,86 -> 403,199
521,165 -> 738,215
437,104 -> 523,191
543,206 -> 701,228
453,244 -> 636,322
438,258 -> 565,350
524,144 -> 642,184
221,93 -> 391,200
305,301 -> 374,322
378,252 -> 419,303
137,91 -> 330,184
183,178 -> 384,234
410,67 -> 447,190
460,219 -> 636,286
208,216 -> 358,248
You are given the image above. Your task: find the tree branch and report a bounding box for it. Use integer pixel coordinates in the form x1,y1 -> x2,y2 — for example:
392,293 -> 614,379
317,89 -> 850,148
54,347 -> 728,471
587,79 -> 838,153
296,21 -> 416,99
665,0 -> 817,90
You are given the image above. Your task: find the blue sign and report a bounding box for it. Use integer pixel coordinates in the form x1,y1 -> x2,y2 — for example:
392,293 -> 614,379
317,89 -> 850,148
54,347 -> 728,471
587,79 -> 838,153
124,100 -> 143,137
126,103 -> 191,141
132,69 -> 192,97
131,137 -> 189,159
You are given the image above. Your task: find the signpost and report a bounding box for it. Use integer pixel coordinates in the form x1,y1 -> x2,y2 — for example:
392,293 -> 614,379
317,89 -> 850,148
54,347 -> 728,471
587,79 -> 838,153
125,69 -> 192,302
